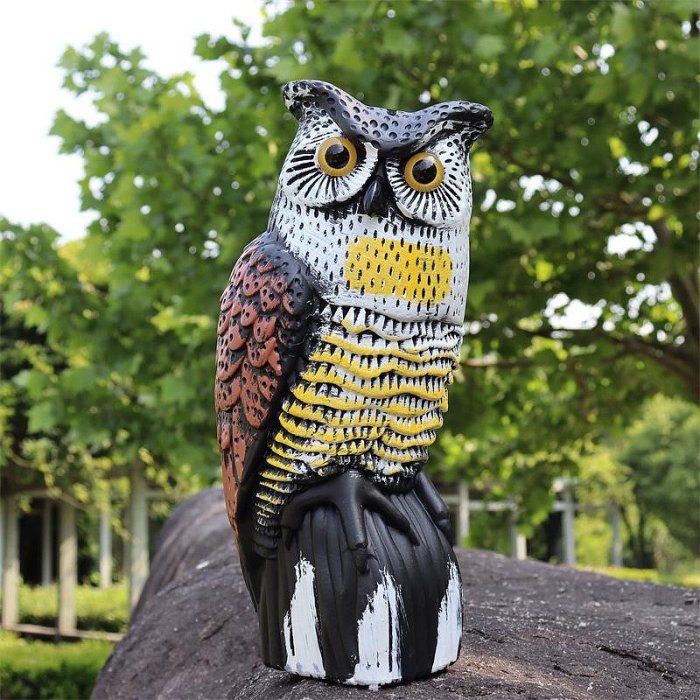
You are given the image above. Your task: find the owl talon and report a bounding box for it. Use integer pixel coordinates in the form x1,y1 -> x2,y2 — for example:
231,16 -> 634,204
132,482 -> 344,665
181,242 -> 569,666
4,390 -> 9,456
351,543 -> 370,574
280,470 -> 417,571
414,471 -> 453,542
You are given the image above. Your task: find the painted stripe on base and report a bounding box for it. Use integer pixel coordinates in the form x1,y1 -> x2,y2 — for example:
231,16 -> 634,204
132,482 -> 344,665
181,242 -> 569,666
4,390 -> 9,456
348,569 -> 403,686
283,557 -> 325,678
431,561 -> 462,672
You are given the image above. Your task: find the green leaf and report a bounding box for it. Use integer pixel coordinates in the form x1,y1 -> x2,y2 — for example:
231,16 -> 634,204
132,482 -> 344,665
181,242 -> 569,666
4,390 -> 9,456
116,210 -> 150,242
586,77 -> 615,104
27,403 -> 57,433
506,217 -> 559,243
159,375 -> 194,405
333,33 -> 365,68
63,368 -> 98,393
610,3 -> 636,44
531,34 -> 559,65
535,259 -> 554,282
474,35 -> 505,60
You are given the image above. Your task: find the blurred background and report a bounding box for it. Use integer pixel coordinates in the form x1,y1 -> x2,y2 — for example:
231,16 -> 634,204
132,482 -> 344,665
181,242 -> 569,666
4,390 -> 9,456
1,1 -> 698,697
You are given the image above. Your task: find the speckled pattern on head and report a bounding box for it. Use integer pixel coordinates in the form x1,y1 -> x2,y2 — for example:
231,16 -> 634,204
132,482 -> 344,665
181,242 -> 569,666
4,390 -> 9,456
282,80 -> 493,155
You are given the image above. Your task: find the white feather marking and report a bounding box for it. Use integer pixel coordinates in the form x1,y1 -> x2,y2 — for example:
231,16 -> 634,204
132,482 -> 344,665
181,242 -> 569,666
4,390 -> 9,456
283,557 -> 325,678
348,569 -> 403,686
431,561 -> 462,672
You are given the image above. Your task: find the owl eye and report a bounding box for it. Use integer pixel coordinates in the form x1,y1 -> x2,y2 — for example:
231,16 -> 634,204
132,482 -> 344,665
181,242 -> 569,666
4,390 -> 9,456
403,152 -> 444,192
317,136 -> 358,177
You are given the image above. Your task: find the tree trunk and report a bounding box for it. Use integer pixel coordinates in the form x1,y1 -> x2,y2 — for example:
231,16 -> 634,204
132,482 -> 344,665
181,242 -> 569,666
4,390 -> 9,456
58,500 -> 77,633
128,465 -> 149,612
1,497 -> 19,628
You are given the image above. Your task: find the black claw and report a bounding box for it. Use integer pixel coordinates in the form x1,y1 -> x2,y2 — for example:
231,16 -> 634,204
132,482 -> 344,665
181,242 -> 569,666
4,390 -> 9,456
366,488 -> 419,545
435,516 -> 453,541
351,544 -> 369,574
414,471 -> 453,543
279,470 -> 419,572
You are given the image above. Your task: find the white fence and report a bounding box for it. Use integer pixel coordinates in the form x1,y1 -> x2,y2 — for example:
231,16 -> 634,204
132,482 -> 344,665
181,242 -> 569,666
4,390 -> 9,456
1,478 -> 623,637
0,468 -> 167,636
443,479 -> 623,566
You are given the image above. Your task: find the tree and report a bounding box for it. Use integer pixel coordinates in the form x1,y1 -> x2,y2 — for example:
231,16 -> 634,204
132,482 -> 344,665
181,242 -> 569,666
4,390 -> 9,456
2,0 -> 696,534
575,395 -> 699,569
0,221 -> 103,501
13,38 -> 234,498
195,0 -> 697,519
617,395 -> 700,565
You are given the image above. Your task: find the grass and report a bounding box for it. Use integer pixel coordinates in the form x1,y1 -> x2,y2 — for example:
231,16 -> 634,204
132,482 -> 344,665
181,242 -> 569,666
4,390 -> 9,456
578,565 -> 700,588
0,630 -> 113,699
2,582 -> 130,633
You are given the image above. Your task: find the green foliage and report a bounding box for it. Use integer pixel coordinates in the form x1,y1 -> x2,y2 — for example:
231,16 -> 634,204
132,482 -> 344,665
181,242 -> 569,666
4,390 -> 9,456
15,584 -> 128,633
577,564 -> 700,588
617,395 -> 700,561
463,510 -> 512,553
1,226 -> 64,468
0,631 -> 112,700
577,395 -> 700,568
1,1 -> 697,535
575,511 -> 613,567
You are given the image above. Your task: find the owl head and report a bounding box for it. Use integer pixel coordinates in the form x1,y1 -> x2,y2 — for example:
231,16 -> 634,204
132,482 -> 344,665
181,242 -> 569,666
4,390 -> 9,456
276,80 -> 492,227
269,80 -> 492,324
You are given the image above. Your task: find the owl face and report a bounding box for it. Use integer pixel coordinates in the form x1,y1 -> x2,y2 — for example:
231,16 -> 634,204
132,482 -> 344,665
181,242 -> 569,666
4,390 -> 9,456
278,81 -> 491,228
269,80 -> 493,324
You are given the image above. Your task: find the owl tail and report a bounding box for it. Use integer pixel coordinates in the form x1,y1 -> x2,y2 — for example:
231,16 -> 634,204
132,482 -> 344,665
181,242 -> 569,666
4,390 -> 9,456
256,485 -> 462,686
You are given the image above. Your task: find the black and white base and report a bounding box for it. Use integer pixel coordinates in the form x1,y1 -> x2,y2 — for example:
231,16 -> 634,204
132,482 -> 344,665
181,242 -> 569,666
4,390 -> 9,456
257,487 -> 462,686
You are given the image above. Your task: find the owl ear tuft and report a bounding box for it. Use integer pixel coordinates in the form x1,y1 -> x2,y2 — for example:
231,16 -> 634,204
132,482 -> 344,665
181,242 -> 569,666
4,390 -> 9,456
282,80 -> 323,121
440,102 -> 494,145
282,79 -> 354,122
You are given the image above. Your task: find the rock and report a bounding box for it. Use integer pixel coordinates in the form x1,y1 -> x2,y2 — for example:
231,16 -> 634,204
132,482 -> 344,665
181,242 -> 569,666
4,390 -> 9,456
93,488 -> 699,700
130,487 -> 230,621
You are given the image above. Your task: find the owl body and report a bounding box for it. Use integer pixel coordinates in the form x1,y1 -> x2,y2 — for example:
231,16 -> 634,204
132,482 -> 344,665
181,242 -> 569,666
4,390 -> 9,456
215,80 -> 492,685
255,191 -> 469,537
256,302 -> 463,536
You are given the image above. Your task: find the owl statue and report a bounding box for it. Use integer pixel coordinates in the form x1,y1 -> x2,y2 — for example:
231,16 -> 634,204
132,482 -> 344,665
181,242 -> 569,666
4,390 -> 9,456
215,80 -> 492,686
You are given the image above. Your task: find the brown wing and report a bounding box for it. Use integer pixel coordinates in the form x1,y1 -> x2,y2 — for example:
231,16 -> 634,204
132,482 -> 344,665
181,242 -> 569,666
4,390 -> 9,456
215,231 -> 316,550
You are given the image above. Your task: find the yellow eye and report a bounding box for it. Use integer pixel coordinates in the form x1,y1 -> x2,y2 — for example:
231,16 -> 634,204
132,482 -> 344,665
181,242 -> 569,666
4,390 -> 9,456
317,136 -> 358,177
403,152 -> 444,192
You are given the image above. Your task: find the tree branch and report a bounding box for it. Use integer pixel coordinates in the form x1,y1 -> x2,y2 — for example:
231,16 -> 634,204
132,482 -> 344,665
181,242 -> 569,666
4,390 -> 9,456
520,325 -> 698,400
481,135 -> 576,188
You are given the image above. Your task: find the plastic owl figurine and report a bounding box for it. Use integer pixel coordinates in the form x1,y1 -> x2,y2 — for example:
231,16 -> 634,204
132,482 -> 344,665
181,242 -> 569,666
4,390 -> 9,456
215,80 -> 492,685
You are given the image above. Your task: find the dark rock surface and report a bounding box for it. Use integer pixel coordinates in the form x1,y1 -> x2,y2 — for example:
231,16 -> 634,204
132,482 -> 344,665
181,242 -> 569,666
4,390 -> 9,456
93,488 -> 699,700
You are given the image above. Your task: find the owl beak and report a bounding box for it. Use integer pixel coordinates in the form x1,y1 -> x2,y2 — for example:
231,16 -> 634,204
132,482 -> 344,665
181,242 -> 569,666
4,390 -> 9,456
361,166 -> 391,218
